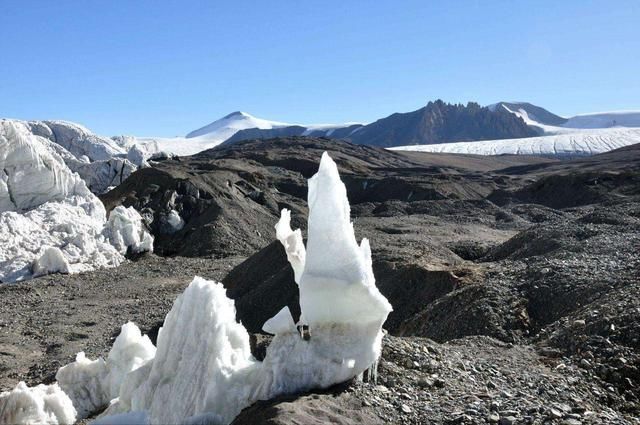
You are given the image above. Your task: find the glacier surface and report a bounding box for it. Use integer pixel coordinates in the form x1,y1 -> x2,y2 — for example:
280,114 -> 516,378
390,127 -> 640,157
395,104 -> 640,157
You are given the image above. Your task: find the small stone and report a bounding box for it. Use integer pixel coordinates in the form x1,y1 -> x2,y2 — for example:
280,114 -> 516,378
572,406 -> 586,414
417,377 -> 434,388
549,408 -> 563,419
488,413 -> 500,423
562,420 -> 582,425
400,404 -> 412,414
579,359 -> 591,368
573,319 -> 586,327
498,416 -> 516,425
375,385 -> 389,393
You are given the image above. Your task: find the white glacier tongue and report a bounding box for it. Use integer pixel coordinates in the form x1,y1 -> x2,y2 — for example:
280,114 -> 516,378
0,120 -> 153,283
0,152 -> 391,424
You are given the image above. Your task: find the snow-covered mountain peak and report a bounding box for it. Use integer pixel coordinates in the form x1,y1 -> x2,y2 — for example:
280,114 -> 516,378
185,111 -> 289,139
222,111 -> 253,119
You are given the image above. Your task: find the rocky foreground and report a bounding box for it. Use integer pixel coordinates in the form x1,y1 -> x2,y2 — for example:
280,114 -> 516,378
1,138 -> 639,424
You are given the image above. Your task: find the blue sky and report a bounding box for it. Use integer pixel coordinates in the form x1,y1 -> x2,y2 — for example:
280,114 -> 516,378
1,0 -> 638,136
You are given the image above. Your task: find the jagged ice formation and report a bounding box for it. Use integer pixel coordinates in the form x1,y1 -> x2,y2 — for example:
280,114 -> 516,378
0,152 -> 392,424
0,120 -> 153,282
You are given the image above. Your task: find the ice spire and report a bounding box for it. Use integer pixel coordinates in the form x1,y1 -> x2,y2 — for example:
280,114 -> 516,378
3,152 -> 392,425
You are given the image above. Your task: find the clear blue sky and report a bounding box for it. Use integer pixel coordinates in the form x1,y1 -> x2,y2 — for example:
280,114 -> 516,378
1,0 -> 638,136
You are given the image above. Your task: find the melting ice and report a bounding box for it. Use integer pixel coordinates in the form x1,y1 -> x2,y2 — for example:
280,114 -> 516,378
0,152 -> 391,424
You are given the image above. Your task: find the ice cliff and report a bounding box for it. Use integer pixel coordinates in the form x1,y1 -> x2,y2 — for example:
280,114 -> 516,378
0,152 -> 392,424
0,120 -> 153,282
2,118 -> 146,194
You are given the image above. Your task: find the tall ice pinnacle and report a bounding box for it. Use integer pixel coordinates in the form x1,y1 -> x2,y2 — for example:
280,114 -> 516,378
298,152 -> 392,325
1,151 -> 393,425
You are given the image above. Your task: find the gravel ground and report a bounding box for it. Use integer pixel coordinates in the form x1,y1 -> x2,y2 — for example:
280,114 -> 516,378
0,254 -> 243,391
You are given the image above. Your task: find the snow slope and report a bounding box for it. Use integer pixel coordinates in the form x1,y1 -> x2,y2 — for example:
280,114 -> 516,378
135,111 -> 292,156
1,152 -> 392,424
494,102 -> 640,134
0,121 -> 153,282
186,111 -> 290,139
495,103 -> 571,135
390,127 -> 640,157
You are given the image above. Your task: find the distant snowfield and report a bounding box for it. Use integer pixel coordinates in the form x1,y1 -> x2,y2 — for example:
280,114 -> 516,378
390,127 -> 640,156
499,103 -> 640,135
135,111 -> 362,156
392,104 -> 640,157
563,111 -> 640,129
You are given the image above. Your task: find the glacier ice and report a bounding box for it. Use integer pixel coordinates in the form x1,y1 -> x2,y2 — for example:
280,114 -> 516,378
390,127 -> 640,157
32,247 -> 71,277
165,209 -> 185,233
0,382 -> 77,425
2,152 -> 391,424
104,206 -> 155,255
0,120 -> 153,283
262,306 -> 297,335
274,209 -> 306,284
101,277 -> 258,424
0,323 -> 155,424
0,121 -> 89,212
26,120 -> 125,162
3,118 -> 140,194
56,322 -> 156,419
